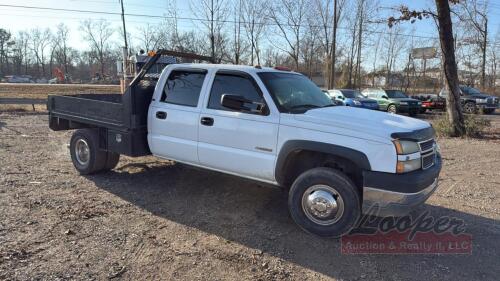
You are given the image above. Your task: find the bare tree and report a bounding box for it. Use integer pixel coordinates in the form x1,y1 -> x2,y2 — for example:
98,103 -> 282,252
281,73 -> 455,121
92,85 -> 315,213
136,24 -> 164,52
488,29 -> 499,89
0,28 -> 14,76
54,23 -> 71,73
268,0 -> 308,70
16,31 -> 30,75
382,25 -> 404,87
230,0 -> 245,64
459,0 -> 488,88
241,0 -> 267,65
80,19 -> 114,76
28,28 -> 52,77
190,0 -> 229,62
312,0 -> 347,88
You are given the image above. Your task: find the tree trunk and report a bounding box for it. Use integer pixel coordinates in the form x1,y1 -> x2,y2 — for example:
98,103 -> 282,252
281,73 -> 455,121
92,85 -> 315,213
435,0 -> 465,136
328,0 -> 338,89
481,18 -> 487,88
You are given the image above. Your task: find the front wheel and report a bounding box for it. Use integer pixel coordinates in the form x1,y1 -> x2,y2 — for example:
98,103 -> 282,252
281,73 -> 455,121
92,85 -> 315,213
463,102 -> 476,114
482,108 -> 495,115
288,167 -> 361,238
387,104 -> 397,114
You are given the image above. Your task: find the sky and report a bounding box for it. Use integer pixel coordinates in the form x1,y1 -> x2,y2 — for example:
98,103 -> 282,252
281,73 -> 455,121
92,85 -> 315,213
0,0 -> 499,68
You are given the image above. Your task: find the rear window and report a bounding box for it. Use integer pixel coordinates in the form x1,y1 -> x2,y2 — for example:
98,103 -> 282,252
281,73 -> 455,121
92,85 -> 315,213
385,90 -> 408,98
161,70 -> 207,107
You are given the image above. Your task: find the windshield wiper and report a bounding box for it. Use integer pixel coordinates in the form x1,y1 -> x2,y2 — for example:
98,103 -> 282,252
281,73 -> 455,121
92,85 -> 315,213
290,104 -> 321,110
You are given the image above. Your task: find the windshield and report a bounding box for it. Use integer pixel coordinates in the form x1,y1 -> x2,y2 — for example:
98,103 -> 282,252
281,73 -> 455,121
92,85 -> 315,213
257,72 -> 333,112
341,89 -> 365,99
460,86 -> 481,95
385,90 -> 408,98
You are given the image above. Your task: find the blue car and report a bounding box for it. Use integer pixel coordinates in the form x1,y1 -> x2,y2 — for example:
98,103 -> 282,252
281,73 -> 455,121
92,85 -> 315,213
327,89 -> 379,110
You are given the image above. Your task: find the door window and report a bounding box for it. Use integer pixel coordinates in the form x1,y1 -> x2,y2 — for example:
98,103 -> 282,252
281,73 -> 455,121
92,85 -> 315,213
161,70 -> 207,107
208,73 -> 266,114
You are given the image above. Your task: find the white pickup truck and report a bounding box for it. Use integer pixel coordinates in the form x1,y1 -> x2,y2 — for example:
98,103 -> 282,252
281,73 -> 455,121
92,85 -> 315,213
48,52 -> 441,237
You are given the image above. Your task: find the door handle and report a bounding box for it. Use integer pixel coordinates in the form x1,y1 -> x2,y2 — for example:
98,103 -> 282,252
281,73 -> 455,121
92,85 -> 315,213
156,111 -> 167,119
200,117 -> 214,126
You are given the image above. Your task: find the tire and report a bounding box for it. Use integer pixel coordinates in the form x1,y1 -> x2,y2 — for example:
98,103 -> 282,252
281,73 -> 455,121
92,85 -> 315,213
409,110 -> 418,117
463,102 -> 476,114
288,167 -> 361,238
70,129 -> 107,175
482,108 -> 495,115
387,104 -> 397,114
419,108 -> 427,114
104,152 -> 120,170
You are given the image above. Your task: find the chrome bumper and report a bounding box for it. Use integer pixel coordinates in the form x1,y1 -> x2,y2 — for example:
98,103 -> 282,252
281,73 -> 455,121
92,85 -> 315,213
362,178 -> 438,217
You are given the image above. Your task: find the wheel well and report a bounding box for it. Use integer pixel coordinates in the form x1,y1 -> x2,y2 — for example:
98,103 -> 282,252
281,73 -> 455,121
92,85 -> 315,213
280,150 -> 363,191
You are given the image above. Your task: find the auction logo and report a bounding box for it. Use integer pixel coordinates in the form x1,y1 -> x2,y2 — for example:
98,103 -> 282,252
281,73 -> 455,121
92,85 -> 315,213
341,208 -> 472,254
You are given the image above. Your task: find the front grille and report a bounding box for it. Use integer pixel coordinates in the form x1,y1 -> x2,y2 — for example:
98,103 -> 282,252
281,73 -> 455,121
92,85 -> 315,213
487,98 -> 493,104
422,153 -> 435,169
419,138 -> 436,170
419,139 -> 435,152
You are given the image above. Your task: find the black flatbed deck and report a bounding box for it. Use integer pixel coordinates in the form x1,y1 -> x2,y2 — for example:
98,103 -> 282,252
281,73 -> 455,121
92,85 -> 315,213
48,94 -> 125,130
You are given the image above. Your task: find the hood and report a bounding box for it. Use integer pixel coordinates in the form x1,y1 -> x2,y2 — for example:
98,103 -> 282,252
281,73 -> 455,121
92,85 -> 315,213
293,106 -> 431,141
390,97 -> 419,102
357,98 -> 377,103
470,93 -> 492,99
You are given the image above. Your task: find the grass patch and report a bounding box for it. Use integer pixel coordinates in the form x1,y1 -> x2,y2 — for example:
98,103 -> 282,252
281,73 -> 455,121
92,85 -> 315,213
433,114 -> 491,138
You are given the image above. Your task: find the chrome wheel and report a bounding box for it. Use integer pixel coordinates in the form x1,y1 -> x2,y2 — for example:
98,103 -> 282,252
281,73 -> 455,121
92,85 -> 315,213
75,139 -> 90,166
301,185 -> 345,226
463,102 -> 476,114
387,105 -> 397,114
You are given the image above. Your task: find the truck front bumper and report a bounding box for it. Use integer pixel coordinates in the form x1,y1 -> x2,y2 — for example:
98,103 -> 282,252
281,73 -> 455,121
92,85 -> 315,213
361,155 -> 441,217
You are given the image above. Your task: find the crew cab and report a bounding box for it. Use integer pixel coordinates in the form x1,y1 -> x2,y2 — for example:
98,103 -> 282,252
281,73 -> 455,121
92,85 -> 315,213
48,52 -> 441,237
439,85 -> 498,114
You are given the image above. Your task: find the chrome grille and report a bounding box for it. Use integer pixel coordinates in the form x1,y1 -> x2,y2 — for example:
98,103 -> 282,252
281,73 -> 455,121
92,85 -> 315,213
419,139 -> 435,152
422,153 -> 435,169
419,138 -> 436,170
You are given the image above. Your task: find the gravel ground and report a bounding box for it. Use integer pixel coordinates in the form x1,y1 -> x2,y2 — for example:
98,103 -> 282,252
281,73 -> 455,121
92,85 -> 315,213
0,112 -> 499,281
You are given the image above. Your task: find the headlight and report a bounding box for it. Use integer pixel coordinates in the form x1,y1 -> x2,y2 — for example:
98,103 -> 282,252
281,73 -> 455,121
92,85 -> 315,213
417,102 -> 422,105
393,140 -> 421,173
400,101 -> 408,105
353,100 -> 361,105
393,140 -> 420,154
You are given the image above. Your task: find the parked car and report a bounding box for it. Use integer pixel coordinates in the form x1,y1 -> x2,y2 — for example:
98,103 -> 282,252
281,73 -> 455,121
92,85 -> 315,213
412,94 -> 446,113
4,75 -> 32,83
363,88 -> 422,116
48,52 -> 441,238
327,89 -> 379,110
438,85 -> 498,114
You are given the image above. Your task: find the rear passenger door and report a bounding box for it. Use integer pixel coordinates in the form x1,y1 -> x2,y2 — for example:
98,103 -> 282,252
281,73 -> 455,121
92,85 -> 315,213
148,68 -> 208,164
198,70 -> 279,182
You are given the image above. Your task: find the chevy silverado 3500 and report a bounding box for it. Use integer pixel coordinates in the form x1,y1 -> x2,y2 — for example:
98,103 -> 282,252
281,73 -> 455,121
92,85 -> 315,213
48,52 -> 441,237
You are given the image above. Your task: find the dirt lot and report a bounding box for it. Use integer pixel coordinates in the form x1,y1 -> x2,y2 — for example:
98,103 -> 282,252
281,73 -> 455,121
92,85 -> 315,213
1,111 -> 499,280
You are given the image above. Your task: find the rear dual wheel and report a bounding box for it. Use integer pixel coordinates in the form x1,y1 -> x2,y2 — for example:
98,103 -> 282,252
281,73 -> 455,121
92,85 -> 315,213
70,129 -> 120,175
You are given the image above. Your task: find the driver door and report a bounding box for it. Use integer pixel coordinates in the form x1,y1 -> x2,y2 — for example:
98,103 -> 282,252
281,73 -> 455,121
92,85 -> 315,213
197,71 -> 279,182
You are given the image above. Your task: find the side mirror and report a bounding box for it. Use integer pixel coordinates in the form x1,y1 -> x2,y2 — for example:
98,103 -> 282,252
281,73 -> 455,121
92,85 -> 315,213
337,95 -> 344,100
382,95 -> 389,99
221,94 -> 265,114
